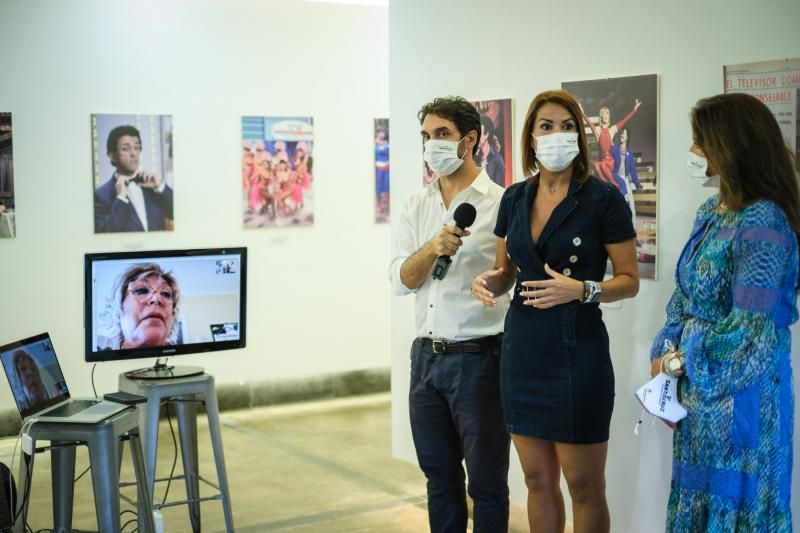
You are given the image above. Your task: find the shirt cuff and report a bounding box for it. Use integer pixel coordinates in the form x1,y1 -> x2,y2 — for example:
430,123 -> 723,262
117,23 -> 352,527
389,259 -> 415,296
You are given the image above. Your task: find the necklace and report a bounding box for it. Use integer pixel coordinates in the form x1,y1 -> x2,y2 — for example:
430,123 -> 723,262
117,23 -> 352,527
544,182 -> 562,193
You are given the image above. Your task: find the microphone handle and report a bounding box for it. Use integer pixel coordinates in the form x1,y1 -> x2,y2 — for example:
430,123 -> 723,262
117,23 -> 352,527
432,222 -> 470,280
432,255 -> 452,280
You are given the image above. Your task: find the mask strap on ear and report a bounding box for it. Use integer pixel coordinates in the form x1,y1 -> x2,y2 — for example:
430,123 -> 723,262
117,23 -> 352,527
458,134 -> 469,160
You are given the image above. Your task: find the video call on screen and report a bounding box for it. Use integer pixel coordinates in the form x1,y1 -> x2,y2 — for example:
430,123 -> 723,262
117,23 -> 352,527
90,254 -> 243,352
1,337 -> 68,405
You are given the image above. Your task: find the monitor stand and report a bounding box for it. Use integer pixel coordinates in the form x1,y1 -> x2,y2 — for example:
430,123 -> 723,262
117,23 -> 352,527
124,359 -> 204,380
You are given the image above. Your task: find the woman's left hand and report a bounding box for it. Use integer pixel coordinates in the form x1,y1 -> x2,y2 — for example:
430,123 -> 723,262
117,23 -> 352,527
520,264 -> 585,309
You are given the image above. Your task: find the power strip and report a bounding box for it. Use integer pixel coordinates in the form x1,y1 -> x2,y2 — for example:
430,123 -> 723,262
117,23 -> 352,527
21,433 -> 33,456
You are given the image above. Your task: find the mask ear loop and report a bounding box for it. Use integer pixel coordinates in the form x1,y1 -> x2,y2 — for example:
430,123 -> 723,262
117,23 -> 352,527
634,409 -> 656,436
634,409 -> 646,436
457,134 -> 470,161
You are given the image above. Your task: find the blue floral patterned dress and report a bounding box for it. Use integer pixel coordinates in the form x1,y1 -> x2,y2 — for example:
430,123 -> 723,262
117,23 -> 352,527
650,194 -> 797,532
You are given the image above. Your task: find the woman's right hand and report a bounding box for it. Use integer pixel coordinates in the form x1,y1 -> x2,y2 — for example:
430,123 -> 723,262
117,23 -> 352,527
649,356 -> 679,429
472,268 -> 505,307
650,356 -> 663,378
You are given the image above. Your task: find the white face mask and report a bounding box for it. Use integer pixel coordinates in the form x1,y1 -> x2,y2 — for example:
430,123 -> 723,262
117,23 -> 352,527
687,151 -> 720,187
635,373 -> 687,424
424,136 -> 467,176
534,132 -> 580,172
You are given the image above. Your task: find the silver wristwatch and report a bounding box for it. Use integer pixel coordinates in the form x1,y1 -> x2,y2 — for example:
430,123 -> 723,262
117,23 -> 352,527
582,280 -> 602,303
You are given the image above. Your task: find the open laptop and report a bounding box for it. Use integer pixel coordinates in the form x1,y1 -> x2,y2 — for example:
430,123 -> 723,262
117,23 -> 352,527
0,332 -> 129,423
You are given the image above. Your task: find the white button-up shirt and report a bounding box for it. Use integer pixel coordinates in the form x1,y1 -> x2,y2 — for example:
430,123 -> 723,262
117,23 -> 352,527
390,169 -> 509,341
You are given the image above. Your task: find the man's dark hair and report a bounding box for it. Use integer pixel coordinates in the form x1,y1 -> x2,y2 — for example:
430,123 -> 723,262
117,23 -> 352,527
106,125 -> 141,155
418,96 -> 480,155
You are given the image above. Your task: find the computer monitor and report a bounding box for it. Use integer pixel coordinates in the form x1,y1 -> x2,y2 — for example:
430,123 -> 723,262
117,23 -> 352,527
84,247 -> 247,378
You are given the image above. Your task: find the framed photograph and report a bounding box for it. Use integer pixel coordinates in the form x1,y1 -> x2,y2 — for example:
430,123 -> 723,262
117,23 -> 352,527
242,116 -> 314,228
0,113 -> 14,239
473,99 -> 513,187
423,98 -> 514,188
562,74 -> 659,280
374,118 -> 390,223
92,114 -> 174,233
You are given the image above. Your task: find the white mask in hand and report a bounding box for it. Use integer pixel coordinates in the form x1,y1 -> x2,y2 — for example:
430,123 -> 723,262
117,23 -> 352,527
635,373 -> 687,424
687,151 -> 720,187
534,132 -> 579,172
424,136 -> 467,176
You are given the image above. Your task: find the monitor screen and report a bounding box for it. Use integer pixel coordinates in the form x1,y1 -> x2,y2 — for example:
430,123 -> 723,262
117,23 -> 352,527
85,248 -> 247,363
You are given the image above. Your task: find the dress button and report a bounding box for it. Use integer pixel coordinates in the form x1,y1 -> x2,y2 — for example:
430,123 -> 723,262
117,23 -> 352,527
570,255 -> 578,263
563,268 -> 572,277
573,237 -> 582,246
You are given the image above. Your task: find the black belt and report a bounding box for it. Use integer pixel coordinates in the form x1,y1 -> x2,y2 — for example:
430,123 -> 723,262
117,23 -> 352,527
420,334 -> 502,354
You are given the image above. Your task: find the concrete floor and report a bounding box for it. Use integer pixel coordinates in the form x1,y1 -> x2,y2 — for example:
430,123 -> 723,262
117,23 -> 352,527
0,393 -> 530,532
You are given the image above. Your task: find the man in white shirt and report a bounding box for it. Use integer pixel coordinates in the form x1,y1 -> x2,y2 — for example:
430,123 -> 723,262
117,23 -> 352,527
389,96 -> 510,533
94,125 -> 174,233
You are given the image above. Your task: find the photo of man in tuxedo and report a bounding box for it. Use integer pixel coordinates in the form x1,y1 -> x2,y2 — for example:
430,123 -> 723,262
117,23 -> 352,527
94,122 -> 174,233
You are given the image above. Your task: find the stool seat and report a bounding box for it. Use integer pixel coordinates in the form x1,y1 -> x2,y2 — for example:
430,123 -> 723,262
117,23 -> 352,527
119,372 -> 234,533
14,407 -> 155,533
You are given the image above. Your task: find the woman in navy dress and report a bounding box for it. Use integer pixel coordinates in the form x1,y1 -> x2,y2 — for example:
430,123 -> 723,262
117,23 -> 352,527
472,90 -> 639,533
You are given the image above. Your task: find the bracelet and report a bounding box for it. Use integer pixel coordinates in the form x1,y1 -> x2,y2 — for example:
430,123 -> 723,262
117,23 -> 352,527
662,349 -> 685,379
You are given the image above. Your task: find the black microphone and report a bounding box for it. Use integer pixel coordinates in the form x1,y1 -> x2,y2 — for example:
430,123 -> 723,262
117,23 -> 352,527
432,202 -> 477,280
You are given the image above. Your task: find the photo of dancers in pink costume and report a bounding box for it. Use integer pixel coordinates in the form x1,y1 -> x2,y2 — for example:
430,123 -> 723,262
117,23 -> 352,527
242,116 -> 314,228
563,75 -> 658,279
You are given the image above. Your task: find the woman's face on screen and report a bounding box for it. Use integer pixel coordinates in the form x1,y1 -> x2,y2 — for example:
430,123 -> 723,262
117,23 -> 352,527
16,354 -> 46,401
120,274 -> 175,349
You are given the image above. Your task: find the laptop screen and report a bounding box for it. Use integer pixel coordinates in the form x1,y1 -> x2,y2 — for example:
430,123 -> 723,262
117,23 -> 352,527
0,333 -> 70,419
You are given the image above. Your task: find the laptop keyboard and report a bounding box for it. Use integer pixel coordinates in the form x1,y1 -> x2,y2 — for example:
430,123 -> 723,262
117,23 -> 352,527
45,399 -> 101,418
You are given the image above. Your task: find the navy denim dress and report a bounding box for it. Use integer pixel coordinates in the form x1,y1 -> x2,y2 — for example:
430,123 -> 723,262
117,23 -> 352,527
494,175 -> 636,443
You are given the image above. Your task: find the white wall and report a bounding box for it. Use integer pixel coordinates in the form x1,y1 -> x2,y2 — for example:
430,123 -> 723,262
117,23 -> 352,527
389,0 -> 800,530
0,0 -> 389,406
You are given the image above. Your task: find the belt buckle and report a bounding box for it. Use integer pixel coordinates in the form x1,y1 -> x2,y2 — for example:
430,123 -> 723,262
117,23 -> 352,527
432,340 -> 446,354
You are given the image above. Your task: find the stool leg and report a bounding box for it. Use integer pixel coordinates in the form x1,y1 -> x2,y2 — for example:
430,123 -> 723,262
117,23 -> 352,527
129,431 -> 156,533
50,440 -> 76,532
141,397 -> 162,510
88,433 -> 121,533
116,437 -> 125,476
13,447 -> 34,533
175,396 -> 201,533
204,383 -> 234,532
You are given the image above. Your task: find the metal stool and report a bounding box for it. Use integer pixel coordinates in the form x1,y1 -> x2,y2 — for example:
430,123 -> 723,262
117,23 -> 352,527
119,372 -> 234,533
13,408 -> 155,533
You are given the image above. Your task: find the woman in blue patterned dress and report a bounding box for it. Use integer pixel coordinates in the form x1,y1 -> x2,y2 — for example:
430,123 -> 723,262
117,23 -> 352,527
650,93 -> 800,531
